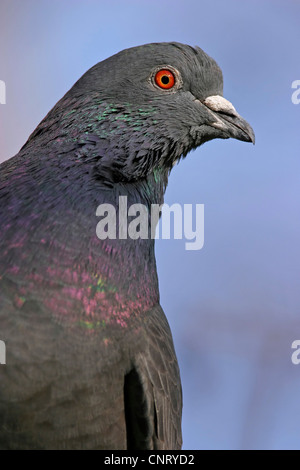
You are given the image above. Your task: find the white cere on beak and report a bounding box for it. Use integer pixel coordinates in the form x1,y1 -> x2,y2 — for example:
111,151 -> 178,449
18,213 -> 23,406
203,95 -> 237,115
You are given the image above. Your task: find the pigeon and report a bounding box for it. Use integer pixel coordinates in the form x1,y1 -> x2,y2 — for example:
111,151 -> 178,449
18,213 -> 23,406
0,42 -> 254,450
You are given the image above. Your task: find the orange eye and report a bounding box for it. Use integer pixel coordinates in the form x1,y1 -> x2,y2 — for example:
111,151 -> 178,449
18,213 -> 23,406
154,69 -> 176,89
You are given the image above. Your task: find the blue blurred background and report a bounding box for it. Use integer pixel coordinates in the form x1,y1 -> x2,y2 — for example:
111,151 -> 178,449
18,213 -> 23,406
0,0 -> 299,450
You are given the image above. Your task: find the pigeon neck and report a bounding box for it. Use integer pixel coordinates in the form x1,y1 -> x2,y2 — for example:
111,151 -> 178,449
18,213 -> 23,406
3,157 -> 169,331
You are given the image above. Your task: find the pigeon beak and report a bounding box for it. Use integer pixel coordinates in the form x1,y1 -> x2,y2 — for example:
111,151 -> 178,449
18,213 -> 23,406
203,95 -> 255,144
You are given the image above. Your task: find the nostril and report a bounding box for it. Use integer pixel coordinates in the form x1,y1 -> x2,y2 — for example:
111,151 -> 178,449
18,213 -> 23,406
217,110 -> 238,118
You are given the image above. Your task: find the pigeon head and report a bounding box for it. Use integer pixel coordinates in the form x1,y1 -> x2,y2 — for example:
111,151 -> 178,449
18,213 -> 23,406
27,42 -> 254,183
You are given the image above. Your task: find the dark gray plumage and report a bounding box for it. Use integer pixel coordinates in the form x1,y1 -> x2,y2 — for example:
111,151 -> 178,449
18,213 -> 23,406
0,42 -> 254,450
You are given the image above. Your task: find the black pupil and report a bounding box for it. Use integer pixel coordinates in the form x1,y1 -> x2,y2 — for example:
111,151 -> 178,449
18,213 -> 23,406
161,75 -> 170,85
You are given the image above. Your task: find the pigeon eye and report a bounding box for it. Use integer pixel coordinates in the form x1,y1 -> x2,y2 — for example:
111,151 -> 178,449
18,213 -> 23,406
154,69 -> 176,90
